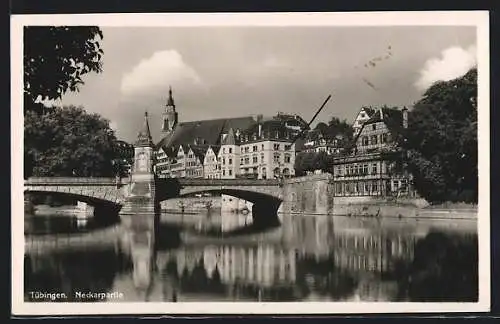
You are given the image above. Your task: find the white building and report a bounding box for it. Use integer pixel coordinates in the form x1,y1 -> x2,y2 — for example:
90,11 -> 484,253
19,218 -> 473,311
219,128 -> 241,179
203,145 -> 221,179
185,146 -> 205,178
239,119 -> 296,179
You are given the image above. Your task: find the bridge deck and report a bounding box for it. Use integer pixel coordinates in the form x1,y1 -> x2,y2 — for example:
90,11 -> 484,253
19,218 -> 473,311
25,177 -> 280,186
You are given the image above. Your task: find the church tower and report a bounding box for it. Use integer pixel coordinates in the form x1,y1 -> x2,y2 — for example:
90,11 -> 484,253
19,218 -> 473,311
161,86 -> 178,134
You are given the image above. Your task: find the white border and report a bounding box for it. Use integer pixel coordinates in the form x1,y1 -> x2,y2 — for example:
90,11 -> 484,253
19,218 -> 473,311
11,11 -> 490,315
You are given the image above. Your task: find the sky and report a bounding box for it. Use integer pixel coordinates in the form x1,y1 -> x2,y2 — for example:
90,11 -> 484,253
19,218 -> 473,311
57,26 -> 477,143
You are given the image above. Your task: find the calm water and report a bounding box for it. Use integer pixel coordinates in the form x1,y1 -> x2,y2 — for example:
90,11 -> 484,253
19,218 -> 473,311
24,209 -> 478,303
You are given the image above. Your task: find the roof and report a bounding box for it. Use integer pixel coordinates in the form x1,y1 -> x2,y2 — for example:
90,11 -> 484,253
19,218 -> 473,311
242,119 -> 293,139
155,116 -> 256,150
355,107 -> 404,142
210,145 -> 221,155
189,145 -> 209,162
359,106 -> 376,117
221,127 -> 237,145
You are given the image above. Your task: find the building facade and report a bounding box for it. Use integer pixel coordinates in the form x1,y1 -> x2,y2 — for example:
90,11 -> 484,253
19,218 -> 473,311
237,119 -> 298,179
203,145 -> 221,179
219,128 -> 241,179
352,106 -> 376,137
332,106 -> 415,198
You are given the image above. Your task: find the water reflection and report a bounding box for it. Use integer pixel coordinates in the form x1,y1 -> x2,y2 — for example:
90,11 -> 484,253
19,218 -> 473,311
24,210 -> 478,302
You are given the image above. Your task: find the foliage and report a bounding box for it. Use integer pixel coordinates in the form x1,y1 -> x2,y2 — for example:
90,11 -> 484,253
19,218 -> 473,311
24,26 -> 104,112
313,117 -> 354,142
294,151 -> 333,175
24,105 -> 119,178
398,68 -> 477,203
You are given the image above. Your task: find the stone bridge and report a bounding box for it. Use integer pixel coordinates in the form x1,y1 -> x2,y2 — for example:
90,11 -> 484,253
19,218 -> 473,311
24,177 -> 283,207
24,177 -> 129,206
24,174 -> 335,216
175,178 -> 281,199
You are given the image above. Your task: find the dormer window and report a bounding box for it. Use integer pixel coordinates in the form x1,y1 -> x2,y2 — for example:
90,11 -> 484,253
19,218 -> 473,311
372,124 -> 377,130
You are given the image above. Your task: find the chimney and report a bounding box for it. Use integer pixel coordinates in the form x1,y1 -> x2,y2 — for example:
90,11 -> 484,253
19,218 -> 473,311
258,124 -> 262,137
402,106 -> 408,129
256,114 -> 263,123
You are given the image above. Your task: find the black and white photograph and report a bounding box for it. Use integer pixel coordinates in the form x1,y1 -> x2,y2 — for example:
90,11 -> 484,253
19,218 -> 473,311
12,11 -> 490,315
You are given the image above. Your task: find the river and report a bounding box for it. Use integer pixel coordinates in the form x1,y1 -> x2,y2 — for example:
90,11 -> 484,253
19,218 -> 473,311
23,209 -> 478,303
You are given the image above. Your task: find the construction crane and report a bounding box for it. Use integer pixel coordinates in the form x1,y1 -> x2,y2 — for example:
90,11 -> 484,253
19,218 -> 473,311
291,94 -> 332,145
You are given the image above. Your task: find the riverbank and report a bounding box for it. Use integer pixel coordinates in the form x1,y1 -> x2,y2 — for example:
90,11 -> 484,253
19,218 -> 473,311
282,201 -> 477,220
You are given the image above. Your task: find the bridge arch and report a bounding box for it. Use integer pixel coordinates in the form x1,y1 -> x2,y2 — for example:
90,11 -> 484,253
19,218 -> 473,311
24,189 -> 123,209
174,187 -> 283,226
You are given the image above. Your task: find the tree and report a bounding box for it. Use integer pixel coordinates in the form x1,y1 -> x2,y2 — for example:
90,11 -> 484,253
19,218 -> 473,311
294,151 -> 333,175
313,118 -> 354,142
399,68 -> 477,203
24,105 -> 119,178
24,26 -> 104,112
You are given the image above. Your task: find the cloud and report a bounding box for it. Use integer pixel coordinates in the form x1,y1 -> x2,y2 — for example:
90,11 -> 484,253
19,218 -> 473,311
415,44 -> 476,91
120,50 -> 203,99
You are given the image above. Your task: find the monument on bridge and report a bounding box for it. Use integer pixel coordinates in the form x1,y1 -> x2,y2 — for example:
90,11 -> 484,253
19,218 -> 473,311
119,111 -> 160,291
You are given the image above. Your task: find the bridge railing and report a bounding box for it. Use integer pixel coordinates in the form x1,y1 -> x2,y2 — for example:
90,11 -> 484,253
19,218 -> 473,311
25,177 -> 280,186
25,177 -> 125,185
177,178 -> 280,186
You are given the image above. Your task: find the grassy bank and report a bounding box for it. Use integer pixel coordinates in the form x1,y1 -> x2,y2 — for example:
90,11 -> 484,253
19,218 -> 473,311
424,202 -> 478,210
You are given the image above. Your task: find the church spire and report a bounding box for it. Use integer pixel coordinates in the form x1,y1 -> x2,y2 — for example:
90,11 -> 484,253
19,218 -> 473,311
167,86 -> 175,108
162,86 -> 178,134
136,111 -> 153,147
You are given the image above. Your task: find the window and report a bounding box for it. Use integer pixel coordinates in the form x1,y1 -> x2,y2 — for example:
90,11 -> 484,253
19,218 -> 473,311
372,163 -> 378,174
261,153 -> 264,162
285,145 -> 291,151
400,179 -> 408,192
363,164 -> 369,175
252,155 -> 258,163
229,158 -> 232,165
382,133 -> 388,143
229,170 -> 232,176
273,153 -> 280,163
336,183 -> 342,194
373,182 -> 378,192
222,170 -> 226,176
229,148 -> 232,154
253,145 -> 257,152
372,124 -> 376,130
222,158 -> 226,165
245,157 -> 249,165
223,148 -> 226,153
262,144 -> 265,150
273,143 -> 280,150
362,136 -> 369,146
364,182 -> 370,194
371,135 -> 378,145
284,154 -> 291,163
